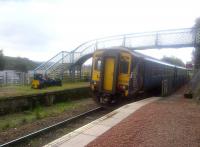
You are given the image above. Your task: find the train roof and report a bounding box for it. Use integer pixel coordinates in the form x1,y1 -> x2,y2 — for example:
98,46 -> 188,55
133,51 -> 187,70
130,50 -> 186,69
97,47 -> 187,70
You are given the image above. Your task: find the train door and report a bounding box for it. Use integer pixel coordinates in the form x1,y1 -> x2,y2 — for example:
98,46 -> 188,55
118,52 -> 131,96
139,60 -> 145,89
129,58 -> 144,94
128,58 -> 136,93
103,57 -> 115,91
92,51 -> 103,82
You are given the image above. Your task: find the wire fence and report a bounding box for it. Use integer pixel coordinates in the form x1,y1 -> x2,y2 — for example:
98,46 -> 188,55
0,69 -> 91,87
0,71 -> 32,86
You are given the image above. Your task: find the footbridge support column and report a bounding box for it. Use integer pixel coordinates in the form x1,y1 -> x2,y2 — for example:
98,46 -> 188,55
70,65 -> 82,81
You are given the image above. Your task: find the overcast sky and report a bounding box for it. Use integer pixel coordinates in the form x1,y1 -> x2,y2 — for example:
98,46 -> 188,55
0,0 -> 199,64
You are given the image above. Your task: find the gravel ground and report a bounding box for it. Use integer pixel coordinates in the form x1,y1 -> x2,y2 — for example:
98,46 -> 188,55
87,87 -> 200,147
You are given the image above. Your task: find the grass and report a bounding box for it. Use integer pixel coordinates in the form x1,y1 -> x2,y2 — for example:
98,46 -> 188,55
0,98 -> 91,131
0,82 -> 89,99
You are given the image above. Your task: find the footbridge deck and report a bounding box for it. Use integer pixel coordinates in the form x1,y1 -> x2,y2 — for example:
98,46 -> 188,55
34,27 -> 200,79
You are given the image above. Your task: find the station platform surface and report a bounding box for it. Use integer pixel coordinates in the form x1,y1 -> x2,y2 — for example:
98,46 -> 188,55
87,93 -> 200,147
44,97 -> 160,147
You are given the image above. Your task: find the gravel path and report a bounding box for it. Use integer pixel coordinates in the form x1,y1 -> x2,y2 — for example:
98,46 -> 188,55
87,89 -> 200,147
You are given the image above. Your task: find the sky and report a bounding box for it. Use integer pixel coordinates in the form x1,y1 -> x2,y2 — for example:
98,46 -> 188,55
0,0 -> 199,64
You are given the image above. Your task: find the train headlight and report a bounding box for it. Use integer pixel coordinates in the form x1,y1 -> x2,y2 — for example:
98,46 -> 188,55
117,85 -> 128,91
117,85 -> 126,91
91,84 -> 94,90
91,81 -> 98,91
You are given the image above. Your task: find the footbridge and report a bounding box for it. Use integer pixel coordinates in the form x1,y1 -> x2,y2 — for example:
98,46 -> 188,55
34,27 -> 200,80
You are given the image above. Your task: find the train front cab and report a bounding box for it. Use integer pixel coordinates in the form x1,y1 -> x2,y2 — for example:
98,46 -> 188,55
91,49 -> 132,104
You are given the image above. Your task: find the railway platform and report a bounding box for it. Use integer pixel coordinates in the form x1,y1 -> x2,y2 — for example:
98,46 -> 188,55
44,97 -> 160,147
86,93 -> 200,147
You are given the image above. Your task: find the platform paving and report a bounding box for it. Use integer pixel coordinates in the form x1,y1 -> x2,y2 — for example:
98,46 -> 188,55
87,92 -> 200,147
44,97 -> 160,147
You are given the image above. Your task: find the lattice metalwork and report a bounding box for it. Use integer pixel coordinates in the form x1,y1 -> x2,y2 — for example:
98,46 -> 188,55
34,27 -> 200,79
196,28 -> 200,45
34,51 -> 69,73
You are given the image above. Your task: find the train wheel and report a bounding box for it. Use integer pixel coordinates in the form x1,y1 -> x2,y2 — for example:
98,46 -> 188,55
91,92 -> 101,105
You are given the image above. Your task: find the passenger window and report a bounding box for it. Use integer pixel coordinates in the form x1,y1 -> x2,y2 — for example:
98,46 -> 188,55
120,59 -> 129,74
94,59 -> 101,71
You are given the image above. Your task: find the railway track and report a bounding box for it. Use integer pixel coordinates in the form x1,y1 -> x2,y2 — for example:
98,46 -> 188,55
0,91 -> 156,147
0,107 -> 103,147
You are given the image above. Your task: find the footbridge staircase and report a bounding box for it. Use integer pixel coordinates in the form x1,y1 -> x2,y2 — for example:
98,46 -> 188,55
34,27 -> 200,81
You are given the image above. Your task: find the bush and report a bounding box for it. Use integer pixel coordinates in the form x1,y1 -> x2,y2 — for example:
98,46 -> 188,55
2,123 -> 10,130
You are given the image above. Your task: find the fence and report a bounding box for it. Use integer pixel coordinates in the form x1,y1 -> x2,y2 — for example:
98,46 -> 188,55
0,69 -> 91,87
0,71 -> 31,86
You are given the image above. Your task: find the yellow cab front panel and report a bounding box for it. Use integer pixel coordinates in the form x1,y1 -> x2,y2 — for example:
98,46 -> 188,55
103,57 -> 115,91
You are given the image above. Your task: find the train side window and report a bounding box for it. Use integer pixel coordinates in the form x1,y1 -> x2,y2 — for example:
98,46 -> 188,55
120,59 -> 129,74
94,59 -> 101,71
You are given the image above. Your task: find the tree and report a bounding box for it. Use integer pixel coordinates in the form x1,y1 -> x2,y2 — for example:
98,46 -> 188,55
14,61 -> 27,72
161,56 -> 185,67
194,17 -> 200,69
4,56 -> 40,71
0,50 -> 5,70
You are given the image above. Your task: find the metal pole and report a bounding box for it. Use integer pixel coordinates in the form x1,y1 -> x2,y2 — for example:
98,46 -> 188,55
5,72 -> 7,86
71,51 -> 75,63
155,32 -> 159,47
61,51 -> 64,80
95,40 -> 98,50
122,35 -> 126,47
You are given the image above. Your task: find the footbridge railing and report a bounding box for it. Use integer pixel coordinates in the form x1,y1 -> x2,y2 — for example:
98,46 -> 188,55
34,27 -> 200,79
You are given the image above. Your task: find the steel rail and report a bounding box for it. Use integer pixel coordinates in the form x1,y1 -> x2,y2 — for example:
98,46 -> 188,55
0,107 -> 103,147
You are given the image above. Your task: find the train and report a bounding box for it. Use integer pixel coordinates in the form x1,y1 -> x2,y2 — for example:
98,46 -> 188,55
90,47 -> 188,105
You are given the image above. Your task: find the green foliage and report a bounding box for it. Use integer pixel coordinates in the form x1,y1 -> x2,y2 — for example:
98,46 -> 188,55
21,118 -> 27,124
194,17 -> 200,69
2,123 -> 10,130
35,107 -> 42,120
0,50 -> 5,70
4,56 -> 41,71
14,61 -> 28,72
0,99 -> 91,131
0,82 -> 89,99
161,56 -> 185,67
195,17 -> 200,27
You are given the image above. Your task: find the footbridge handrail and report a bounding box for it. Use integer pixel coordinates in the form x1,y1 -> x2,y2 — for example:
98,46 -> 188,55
34,27 -> 200,78
34,51 -> 69,73
34,51 -> 62,71
44,52 -> 71,75
72,27 -> 198,53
